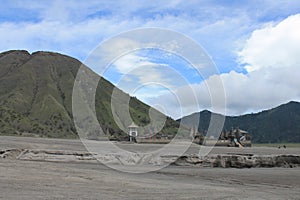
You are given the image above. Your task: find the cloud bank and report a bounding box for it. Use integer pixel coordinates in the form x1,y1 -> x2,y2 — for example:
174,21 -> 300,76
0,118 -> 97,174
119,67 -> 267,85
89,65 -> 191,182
148,14 -> 300,118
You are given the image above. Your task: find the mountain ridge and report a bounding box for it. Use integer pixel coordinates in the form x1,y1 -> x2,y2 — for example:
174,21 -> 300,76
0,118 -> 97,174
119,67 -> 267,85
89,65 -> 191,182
178,101 -> 300,143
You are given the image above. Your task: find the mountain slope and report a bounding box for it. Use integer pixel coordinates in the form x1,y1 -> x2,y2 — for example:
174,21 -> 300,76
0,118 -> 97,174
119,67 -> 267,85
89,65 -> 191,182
0,50 -> 179,138
178,101 -> 300,143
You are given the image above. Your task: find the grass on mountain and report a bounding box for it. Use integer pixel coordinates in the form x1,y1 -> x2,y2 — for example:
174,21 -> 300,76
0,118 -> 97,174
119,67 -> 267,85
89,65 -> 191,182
0,50 -> 182,139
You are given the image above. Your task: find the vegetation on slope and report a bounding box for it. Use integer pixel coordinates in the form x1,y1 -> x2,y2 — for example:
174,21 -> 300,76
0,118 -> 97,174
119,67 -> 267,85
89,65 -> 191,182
178,101 -> 300,143
0,50 -> 180,139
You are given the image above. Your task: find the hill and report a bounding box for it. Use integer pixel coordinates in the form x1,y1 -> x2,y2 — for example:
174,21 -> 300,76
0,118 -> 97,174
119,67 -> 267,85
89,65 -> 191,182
0,50 -> 179,138
178,101 -> 300,143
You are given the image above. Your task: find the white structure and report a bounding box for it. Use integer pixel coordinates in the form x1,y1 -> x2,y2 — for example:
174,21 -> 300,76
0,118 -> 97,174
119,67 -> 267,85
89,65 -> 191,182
128,122 -> 138,142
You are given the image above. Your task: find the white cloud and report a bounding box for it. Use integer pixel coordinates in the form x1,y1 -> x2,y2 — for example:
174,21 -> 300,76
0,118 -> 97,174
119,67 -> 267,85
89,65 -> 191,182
110,52 -> 184,97
148,14 -> 300,118
221,14 -> 300,114
0,1 -> 261,64
239,14 -> 300,72
113,53 -> 152,74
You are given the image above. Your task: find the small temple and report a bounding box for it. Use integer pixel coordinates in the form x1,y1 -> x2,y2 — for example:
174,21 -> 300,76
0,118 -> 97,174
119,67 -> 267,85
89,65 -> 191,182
128,122 -> 138,142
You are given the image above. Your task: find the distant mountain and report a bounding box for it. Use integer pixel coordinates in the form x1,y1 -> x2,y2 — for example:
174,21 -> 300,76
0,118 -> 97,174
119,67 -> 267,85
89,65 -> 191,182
178,101 -> 300,143
0,50 -> 179,138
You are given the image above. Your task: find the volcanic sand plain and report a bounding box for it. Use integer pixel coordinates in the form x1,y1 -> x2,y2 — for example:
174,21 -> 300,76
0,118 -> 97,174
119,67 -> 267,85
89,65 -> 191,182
1,136 -> 300,200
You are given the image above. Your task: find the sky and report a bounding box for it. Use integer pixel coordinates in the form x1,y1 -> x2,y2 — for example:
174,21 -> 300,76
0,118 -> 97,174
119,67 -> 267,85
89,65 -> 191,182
1,0 -> 300,119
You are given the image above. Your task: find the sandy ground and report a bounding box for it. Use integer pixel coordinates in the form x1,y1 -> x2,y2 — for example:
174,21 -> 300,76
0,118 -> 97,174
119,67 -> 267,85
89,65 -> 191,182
0,136 -> 300,200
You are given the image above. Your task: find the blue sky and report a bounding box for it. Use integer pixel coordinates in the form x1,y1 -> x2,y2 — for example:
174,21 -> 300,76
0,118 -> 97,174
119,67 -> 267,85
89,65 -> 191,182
1,0 -> 300,118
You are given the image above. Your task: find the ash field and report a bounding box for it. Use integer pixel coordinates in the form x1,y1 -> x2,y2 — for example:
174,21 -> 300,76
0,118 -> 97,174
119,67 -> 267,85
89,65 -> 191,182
1,136 -> 300,200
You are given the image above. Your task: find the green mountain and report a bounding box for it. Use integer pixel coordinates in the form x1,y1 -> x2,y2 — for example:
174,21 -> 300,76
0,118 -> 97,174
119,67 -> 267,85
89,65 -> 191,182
0,50 -> 179,138
178,101 -> 300,143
